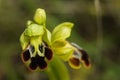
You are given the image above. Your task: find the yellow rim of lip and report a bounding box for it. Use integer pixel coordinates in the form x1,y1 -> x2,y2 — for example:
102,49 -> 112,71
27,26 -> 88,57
68,58 -> 81,69
81,59 -> 91,69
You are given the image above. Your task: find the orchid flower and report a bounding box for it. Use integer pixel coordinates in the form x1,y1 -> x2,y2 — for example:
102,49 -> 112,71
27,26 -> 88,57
20,8 -> 91,72
49,22 -> 91,69
20,9 -> 53,71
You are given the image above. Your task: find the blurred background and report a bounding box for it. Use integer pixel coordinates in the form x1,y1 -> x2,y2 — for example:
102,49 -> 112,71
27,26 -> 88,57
0,0 -> 120,80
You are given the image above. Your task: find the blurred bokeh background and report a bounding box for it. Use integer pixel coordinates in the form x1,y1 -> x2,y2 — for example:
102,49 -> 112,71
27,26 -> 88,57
0,0 -> 120,80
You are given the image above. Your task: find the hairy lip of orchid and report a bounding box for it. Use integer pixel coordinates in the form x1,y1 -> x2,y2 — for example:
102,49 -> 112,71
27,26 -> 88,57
70,42 -> 91,68
21,42 -> 53,71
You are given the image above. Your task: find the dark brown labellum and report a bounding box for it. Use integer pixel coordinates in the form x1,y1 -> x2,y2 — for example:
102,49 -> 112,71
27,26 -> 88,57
79,49 -> 90,67
29,54 -> 47,70
29,57 -> 38,70
71,42 -> 90,67
45,47 -> 53,60
21,49 -> 30,62
69,57 -> 80,67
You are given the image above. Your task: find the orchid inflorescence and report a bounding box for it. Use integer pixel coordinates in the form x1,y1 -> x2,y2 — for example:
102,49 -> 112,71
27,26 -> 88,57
20,8 -> 91,71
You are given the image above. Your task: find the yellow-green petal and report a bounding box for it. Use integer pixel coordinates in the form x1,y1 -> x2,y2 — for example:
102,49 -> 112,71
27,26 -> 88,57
57,49 -> 74,61
51,22 -> 74,43
34,8 -> 46,25
52,42 -> 74,61
43,28 -> 51,45
52,40 -> 67,48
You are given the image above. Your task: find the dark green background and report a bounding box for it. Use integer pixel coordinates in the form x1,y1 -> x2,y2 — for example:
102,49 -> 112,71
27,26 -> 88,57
0,0 -> 120,80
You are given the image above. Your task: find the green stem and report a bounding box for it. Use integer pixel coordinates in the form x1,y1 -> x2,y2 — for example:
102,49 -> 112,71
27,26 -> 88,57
45,66 -> 57,80
49,55 -> 70,80
94,0 -> 103,63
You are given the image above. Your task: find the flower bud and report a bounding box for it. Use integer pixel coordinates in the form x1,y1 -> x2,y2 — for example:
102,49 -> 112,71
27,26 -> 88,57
34,8 -> 46,25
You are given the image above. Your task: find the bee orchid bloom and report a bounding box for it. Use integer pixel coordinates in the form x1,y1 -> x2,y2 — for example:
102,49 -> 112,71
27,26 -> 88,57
50,22 -> 91,69
20,8 -> 91,71
20,8 -> 53,71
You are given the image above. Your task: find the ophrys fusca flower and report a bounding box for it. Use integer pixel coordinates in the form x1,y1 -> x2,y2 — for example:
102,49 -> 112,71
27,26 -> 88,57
20,8 -> 91,71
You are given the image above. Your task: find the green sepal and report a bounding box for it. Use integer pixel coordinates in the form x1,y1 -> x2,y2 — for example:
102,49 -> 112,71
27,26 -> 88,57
52,22 -> 74,43
20,33 -> 29,50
